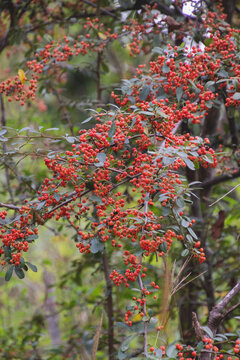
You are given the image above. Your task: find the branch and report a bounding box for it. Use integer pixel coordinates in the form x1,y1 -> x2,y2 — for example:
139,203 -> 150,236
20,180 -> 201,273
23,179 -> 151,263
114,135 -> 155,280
201,169 -> 240,189
0,95 -> 14,203
209,184 -> 240,207
227,116 -> 239,147
222,301 -> 240,319
0,0 -> 15,54
102,249 -> 114,360
216,281 -> 240,316
200,282 -> 240,360
192,312 -> 204,341
0,202 -> 20,211
82,0 -> 119,19
138,274 -> 148,356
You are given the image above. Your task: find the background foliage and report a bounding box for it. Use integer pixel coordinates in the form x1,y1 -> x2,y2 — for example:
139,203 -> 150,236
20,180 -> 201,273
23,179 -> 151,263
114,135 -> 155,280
0,1 -> 239,359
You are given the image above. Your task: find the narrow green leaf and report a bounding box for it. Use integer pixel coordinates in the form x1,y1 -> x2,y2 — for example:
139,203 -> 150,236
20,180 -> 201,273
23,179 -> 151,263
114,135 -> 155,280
5,266 -> 14,282
108,121 -> 116,138
201,326 -> 213,339
160,241 -> 168,253
26,262 -> 38,272
94,153 -> 106,167
14,266 -> 25,279
232,92 -> 240,100
166,343 -> 177,358
139,85 -> 151,101
181,219 -> 189,228
90,238 -> 105,254
188,227 -> 198,239
176,87 -> 183,103
181,249 -> 189,257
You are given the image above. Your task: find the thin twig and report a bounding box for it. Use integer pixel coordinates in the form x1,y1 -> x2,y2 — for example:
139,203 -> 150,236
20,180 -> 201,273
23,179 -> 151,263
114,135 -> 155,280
172,271 -> 207,296
200,282 -> 240,360
102,249 -> 114,360
82,0 -> 119,19
0,202 -> 20,211
201,169 -> 240,189
209,184 -> 240,207
0,94 -> 14,203
138,274 -> 148,356
192,312 -> 204,341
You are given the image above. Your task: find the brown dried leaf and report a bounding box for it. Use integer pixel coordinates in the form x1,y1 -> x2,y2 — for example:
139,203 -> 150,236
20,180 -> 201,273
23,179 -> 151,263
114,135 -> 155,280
165,16 -> 182,31
91,311 -> 103,360
211,210 -> 226,240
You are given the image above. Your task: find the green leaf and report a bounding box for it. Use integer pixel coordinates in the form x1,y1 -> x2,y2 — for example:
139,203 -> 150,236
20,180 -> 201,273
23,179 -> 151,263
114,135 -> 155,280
181,219 -> 189,228
156,109 -> 168,118
183,158 -> 195,170
0,129 -> 7,136
218,69 -> 228,78
45,128 -> 59,131
176,87 -> 183,103
205,81 -> 215,88
108,121 -> 116,138
160,241 -> 168,253
201,326 -> 213,338
3,246 -> 11,259
90,238 -> 105,254
26,262 -> 38,272
26,234 -> 38,241
139,111 -> 155,116
166,343 -> 177,358
43,34 -> 52,43
162,65 -> 170,74
176,197 -> 185,208
82,116 -> 92,124
94,153 -> 106,167
188,227 -> 198,239
204,38 -> 213,46
152,47 -> 163,54
196,341 -> 203,352
120,335 -> 134,352
5,266 -> 14,282
118,348 -> 127,360
14,266 -> 25,279
101,62 -> 109,73
213,333 -> 227,340
232,92 -> 240,100
181,249 -> 189,257
89,195 -> 104,205
116,322 -> 131,330
202,154 -> 214,163
186,234 -> 193,244
65,136 -> 76,143
139,85 -> 151,101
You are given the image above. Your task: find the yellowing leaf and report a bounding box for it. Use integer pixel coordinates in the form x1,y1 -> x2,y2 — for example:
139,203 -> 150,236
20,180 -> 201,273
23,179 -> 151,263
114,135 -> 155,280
144,126 -> 149,135
18,69 -> 27,84
98,32 -> 107,40
126,44 -> 131,52
132,309 -> 149,323
52,235 -> 67,243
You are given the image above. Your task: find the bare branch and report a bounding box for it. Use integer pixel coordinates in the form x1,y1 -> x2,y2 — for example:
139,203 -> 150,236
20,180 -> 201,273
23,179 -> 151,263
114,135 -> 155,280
0,94 -> 15,203
0,202 -> 20,211
200,282 -> 240,360
192,312 -> 204,341
102,249 -> 114,360
138,274 -> 148,356
201,169 -> 240,189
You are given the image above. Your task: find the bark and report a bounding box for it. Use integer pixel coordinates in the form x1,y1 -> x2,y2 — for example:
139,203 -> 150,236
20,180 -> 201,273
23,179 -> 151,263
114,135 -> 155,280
222,0 -> 236,24
43,270 -> 61,347
102,249 -> 115,360
199,282 -> 240,360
